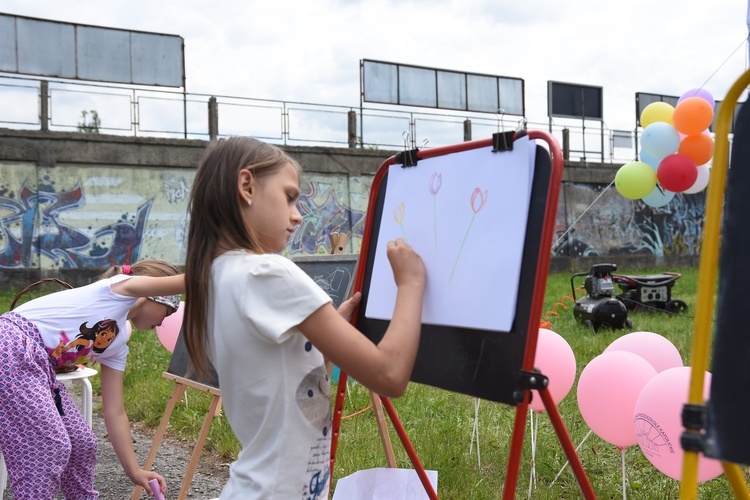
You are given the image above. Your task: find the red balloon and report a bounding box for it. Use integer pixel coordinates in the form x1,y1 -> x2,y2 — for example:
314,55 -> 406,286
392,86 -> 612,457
657,154 -> 698,193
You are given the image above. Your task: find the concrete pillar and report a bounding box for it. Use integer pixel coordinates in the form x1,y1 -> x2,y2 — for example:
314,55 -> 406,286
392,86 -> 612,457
40,80 -> 49,132
463,119 -> 472,142
208,96 -> 219,140
347,110 -> 357,148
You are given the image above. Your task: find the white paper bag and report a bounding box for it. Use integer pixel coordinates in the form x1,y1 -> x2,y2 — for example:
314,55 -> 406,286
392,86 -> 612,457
332,468 -> 438,500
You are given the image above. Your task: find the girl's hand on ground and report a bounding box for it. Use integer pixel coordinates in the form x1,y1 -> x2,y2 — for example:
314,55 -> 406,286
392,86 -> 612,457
133,469 -> 166,497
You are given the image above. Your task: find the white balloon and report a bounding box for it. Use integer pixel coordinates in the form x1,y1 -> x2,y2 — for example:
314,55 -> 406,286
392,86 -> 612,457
683,163 -> 711,194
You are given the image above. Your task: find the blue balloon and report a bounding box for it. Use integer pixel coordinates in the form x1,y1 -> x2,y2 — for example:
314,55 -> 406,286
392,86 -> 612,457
641,122 -> 680,160
642,184 -> 676,208
639,150 -> 663,170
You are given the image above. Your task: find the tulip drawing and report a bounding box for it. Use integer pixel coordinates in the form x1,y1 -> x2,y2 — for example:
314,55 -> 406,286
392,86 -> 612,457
451,187 -> 488,283
393,201 -> 408,243
429,172 -> 442,253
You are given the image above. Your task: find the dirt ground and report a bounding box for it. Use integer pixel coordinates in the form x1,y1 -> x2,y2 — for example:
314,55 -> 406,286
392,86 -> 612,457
2,393 -> 230,499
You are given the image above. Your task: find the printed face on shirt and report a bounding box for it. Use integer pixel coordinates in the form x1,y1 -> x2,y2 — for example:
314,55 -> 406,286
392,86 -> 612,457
248,162 -> 302,253
93,327 -> 117,349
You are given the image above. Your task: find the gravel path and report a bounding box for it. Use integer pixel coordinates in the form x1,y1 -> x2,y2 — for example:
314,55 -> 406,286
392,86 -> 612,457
2,392 -> 230,500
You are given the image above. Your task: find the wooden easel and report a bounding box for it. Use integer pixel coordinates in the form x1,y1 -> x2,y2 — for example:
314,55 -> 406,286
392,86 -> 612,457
329,231 -> 397,468
131,374 -> 222,500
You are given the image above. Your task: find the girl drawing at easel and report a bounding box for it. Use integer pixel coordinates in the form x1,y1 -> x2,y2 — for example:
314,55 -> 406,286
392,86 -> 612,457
183,136 -> 427,499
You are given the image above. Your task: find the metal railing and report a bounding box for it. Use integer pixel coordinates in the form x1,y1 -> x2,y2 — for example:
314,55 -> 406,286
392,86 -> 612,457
0,74 -> 645,164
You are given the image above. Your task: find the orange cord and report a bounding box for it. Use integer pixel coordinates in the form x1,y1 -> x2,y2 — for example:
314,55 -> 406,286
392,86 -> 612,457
341,404 -> 374,420
540,295 -> 576,329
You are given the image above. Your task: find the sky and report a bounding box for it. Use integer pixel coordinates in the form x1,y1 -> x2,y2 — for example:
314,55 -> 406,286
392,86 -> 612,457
2,0 -> 749,133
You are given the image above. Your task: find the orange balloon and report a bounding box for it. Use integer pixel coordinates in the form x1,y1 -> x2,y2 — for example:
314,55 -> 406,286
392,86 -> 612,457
672,97 -> 714,135
678,133 -> 714,165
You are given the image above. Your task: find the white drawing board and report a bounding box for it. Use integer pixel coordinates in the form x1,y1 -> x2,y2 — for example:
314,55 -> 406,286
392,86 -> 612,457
365,136 -> 536,332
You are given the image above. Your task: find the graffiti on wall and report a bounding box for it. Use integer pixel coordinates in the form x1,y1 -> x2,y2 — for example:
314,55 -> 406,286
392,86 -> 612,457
0,180 -> 153,269
0,165 -> 371,270
0,162 -> 194,270
553,182 -> 705,257
1,166 -> 708,271
286,174 -> 368,256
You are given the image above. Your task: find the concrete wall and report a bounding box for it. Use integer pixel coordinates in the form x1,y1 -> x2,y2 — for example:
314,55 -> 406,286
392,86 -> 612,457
0,129 -> 703,288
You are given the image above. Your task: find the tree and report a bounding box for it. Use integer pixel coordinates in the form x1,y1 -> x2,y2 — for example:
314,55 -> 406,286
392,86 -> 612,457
77,110 -> 101,134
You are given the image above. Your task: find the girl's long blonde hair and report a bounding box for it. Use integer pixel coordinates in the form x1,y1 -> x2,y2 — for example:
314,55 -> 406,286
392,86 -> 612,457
98,259 -> 180,279
184,137 -> 301,378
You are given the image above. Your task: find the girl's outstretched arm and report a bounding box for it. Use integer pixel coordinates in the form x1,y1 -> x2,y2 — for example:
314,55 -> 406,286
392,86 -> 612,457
100,364 -> 167,496
300,238 -> 426,397
110,274 -> 185,298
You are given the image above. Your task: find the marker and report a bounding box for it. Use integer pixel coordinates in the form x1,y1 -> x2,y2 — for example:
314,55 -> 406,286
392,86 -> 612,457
149,478 -> 165,500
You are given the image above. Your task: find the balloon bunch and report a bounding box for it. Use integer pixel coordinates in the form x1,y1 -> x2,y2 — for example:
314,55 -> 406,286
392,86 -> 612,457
615,88 -> 714,207
576,332 -> 722,482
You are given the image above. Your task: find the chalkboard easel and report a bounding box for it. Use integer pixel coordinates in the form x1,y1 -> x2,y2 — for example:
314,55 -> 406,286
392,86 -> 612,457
329,130 -> 595,499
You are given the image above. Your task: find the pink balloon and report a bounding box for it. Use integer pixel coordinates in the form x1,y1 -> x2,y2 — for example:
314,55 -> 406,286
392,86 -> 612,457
530,328 -> 577,412
156,301 -> 184,353
577,351 -> 657,449
604,332 -> 683,373
634,367 -> 723,482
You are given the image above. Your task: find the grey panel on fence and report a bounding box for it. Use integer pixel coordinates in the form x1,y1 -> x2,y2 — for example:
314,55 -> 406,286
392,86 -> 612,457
0,13 -> 184,87
0,15 -> 17,72
166,254 -> 358,389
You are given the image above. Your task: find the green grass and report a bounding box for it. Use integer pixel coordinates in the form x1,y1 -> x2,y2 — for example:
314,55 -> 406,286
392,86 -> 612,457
2,267 -> 747,499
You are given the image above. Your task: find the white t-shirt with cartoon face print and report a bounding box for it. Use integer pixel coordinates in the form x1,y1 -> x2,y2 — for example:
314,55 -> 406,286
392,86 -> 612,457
209,251 -> 333,500
13,275 -> 136,371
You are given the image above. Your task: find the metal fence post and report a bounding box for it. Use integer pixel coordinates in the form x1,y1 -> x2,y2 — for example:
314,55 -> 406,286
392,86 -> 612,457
463,119 -> 472,142
562,128 -> 570,161
347,110 -> 357,148
208,96 -> 219,140
40,80 -> 49,131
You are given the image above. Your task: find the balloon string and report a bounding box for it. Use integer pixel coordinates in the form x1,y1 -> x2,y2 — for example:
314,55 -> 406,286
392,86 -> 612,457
527,410 -> 538,499
621,447 -> 628,500
552,180 -> 614,251
551,429 -> 593,486
696,37 -> 749,91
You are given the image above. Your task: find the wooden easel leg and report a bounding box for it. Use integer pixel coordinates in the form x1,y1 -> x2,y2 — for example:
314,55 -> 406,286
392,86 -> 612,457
131,383 -> 187,500
381,397 -> 437,500
177,394 -> 222,500
369,390 -> 397,468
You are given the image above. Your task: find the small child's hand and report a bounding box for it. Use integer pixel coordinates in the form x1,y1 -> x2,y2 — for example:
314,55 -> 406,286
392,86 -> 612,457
337,292 -> 362,322
386,238 -> 426,289
134,469 -> 166,498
